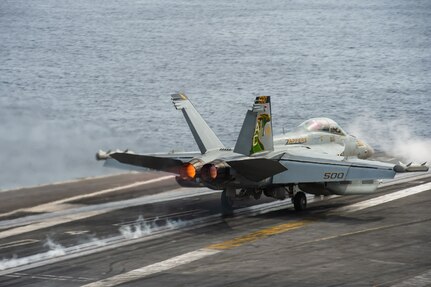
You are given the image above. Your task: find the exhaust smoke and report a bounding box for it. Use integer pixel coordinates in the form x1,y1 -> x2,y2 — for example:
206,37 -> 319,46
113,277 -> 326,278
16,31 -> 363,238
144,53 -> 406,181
119,215 -> 186,239
0,237 -> 66,270
348,115 -> 431,164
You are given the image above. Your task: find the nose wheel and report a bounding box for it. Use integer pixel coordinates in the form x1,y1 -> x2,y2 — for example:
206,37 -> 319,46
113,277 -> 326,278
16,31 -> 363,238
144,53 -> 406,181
221,189 -> 234,216
293,191 -> 307,211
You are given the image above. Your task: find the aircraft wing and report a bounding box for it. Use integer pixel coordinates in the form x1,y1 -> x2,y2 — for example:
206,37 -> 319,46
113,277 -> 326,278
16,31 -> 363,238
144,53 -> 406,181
271,151 -> 427,184
96,150 -> 199,173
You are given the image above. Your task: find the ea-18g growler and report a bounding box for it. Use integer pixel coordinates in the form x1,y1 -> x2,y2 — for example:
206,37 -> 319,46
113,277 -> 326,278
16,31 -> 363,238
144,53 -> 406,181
96,94 -> 428,214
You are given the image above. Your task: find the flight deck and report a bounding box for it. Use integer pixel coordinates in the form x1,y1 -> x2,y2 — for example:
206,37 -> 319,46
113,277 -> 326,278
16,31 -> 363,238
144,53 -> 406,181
0,171 -> 430,286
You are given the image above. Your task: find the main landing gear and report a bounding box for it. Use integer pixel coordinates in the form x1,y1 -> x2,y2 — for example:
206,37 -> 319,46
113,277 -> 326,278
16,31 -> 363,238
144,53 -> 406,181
221,189 -> 235,216
292,191 -> 307,211
220,187 -> 307,215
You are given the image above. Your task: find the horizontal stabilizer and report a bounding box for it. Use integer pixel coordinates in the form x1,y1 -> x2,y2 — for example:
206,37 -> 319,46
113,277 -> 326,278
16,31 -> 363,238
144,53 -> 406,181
110,153 -> 184,173
227,158 -> 287,182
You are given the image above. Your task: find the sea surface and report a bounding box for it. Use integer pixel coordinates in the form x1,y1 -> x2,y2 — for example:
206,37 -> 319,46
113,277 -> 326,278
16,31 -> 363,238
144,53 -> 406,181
1,0 -> 430,190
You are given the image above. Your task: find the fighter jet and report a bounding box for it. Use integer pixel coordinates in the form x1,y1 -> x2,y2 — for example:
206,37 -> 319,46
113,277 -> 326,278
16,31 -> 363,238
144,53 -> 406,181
96,94 -> 428,214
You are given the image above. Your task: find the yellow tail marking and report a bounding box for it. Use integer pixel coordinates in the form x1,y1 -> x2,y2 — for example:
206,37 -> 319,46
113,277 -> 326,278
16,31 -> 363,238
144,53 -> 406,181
178,93 -> 188,100
207,220 -> 310,250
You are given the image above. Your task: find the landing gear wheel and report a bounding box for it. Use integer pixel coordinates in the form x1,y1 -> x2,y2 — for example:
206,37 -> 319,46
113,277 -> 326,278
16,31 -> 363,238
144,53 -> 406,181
293,192 -> 307,211
221,189 -> 234,216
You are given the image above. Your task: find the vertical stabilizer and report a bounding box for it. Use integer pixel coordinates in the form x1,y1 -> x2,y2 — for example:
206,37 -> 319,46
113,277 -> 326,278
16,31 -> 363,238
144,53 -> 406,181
234,96 -> 274,156
171,93 -> 225,154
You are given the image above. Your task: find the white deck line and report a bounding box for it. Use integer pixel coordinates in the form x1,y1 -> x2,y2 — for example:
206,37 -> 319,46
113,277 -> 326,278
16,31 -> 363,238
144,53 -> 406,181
0,172 -> 135,193
0,180 -> 429,278
390,269 -> 431,287
0,239 -> 39,250
79,181 -> 431,287
379,172 -> 431,188
331,182 -> 431,214
0,175 -> 175,218
81,248 -> 220,287
0,188 -> 218,239
0,196 -> 313,275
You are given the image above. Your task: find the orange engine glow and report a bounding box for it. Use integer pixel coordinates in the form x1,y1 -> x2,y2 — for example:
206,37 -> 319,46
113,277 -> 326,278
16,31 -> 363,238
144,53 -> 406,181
179,163 -> 196,180
209,165 -> 218,180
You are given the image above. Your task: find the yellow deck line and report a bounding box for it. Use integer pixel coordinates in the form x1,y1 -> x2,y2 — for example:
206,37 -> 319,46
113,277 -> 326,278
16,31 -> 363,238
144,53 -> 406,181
81,220 -> 310,287
207,220 -> 310,250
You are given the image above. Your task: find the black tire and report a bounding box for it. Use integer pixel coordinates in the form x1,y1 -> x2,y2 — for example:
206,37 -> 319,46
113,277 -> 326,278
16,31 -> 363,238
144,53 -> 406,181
221,189 -> 234,216
293,192 -> 307,211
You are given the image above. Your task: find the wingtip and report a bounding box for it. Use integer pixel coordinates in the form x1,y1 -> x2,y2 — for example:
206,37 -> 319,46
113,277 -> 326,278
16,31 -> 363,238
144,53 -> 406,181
171,92 -> 188,101
96,150 -> 108,161
171,93 -> 189,110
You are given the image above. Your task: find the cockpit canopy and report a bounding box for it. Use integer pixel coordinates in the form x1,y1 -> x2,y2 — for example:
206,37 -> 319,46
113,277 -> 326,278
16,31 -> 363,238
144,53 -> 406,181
296,118 -> 346,136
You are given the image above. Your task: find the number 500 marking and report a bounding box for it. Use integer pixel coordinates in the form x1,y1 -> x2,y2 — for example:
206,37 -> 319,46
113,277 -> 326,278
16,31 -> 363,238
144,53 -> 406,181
323,172 -> 345,180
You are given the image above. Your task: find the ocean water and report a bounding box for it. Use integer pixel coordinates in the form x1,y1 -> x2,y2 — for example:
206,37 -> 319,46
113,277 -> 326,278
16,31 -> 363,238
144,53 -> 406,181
1,0 -> 430,190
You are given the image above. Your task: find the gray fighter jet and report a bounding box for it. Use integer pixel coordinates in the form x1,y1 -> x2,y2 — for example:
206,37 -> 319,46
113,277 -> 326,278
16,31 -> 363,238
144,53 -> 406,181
97,94 -> 428,214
